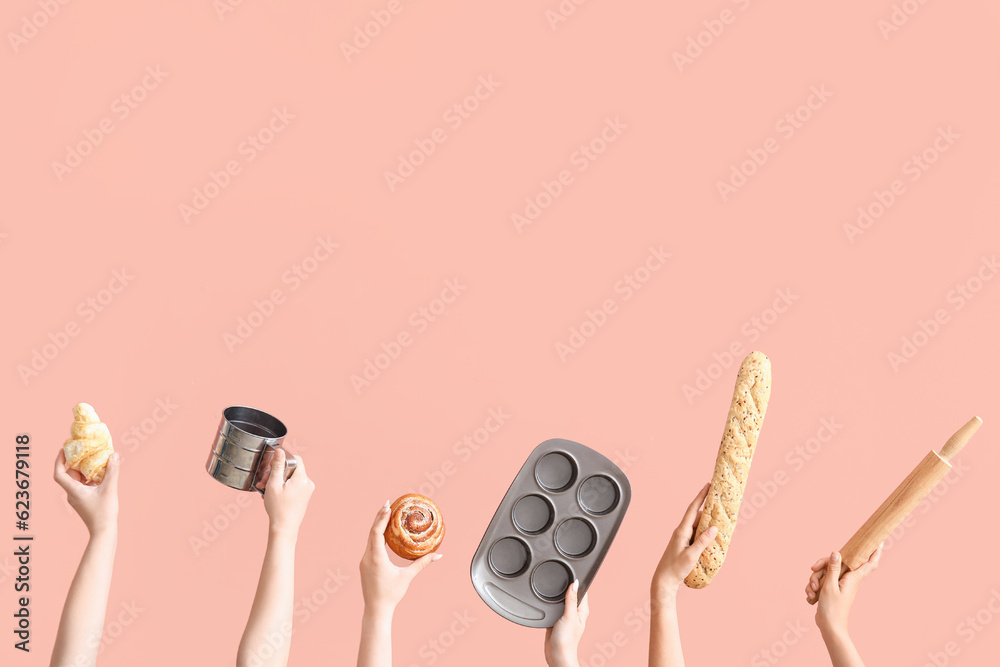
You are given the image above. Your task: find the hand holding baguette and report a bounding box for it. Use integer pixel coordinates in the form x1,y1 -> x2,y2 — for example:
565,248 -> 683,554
684,351 -> 771,589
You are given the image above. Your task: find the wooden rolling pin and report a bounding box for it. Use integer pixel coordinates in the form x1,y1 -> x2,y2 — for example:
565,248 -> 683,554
808,416 -> 982,604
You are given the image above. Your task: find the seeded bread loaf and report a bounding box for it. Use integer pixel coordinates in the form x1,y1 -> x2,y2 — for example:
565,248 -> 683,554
684,351 -> 771,589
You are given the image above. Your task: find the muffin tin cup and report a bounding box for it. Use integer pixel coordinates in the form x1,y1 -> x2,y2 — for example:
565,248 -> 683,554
471,439 -> 631,628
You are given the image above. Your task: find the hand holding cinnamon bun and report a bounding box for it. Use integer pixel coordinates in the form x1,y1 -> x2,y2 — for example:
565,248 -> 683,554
384,494 -> 445,560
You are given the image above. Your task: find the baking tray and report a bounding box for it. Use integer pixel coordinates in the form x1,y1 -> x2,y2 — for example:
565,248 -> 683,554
471,438 -> 631,628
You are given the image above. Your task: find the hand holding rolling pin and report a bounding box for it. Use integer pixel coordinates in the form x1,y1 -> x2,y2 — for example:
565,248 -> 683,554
807,416 -> 982,602
806,545 -> 883,612
806,546 -> 883,667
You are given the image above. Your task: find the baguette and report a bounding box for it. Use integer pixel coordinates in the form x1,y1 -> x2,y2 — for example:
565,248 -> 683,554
684,351 -> 771,589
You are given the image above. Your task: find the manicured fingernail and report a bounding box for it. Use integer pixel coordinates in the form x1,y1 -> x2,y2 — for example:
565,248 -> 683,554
832,552 -> 840,562
572,579 -> 579,592
706,526 -> 718,537
432,553 -> 443,561
111,452 -> 120,462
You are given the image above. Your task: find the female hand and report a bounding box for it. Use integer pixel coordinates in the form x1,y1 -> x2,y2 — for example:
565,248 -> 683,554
359,500 -> 442,615
651,483 -> 718,601
807,546 -> 883,638
53,450 -> 119,535
262,449 -> 315,536
544,581 -> 589,667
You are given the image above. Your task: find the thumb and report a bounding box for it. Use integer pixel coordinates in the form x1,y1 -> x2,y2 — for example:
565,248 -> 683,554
53,450 -> 75,492
685,525 -> 718,566
561,579 -> 579,621
100,452 -> 120,492
691,525 -> 718,551
406,552 -> 443,580
822,551 -> 842,595
266,448 -> 287,493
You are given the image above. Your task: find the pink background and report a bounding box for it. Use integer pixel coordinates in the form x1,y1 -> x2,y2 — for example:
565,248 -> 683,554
3,1 -> 1000,665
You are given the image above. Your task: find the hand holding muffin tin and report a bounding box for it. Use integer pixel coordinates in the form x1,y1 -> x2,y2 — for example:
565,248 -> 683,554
471,439 -> 631,628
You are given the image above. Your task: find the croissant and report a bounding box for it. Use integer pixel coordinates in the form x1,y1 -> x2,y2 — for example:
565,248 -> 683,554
63,403 -> 114,484
384,494 -> 445,560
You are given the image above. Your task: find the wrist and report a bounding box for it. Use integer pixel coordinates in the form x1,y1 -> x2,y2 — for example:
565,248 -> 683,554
268,524 -> 300,542
546,651 -> 580,667
819,622 -> 851,646
87,523 -> 118,541
363,603 -> 395,626
651,578 -> 680,606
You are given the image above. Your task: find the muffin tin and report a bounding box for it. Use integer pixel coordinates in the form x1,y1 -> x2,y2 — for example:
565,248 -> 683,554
471,439 -> 631,628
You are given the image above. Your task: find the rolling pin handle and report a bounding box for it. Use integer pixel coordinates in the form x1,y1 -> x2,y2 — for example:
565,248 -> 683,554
938,416 -> 983,462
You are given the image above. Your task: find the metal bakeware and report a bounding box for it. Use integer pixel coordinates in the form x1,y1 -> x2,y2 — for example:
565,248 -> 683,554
471,438 -> 631,628
205,406 -> 297,494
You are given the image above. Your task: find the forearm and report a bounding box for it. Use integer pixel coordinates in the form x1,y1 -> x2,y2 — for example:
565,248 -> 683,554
238,528 -> 298,667
357,606 -> 394,667
546,649 -> 580,667
50,528 -> 118,667
649,585 -> 684,667
821,628 -> 864,667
